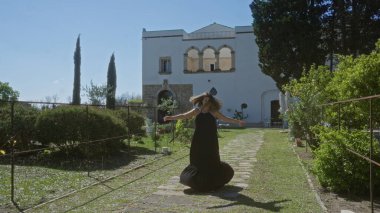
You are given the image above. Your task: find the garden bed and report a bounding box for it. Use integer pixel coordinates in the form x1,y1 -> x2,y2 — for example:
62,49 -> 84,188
294,143 -> 380,212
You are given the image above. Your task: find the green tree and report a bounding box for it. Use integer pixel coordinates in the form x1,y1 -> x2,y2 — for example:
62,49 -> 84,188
157,98 -> 178,115
72,35 -> 81,105
0,82 -> 20,153
324,40 -> 380,129
106,53 -> 117,109
116,93 -> 143,106
284,65 -> 332,147
0,81 -> 19,102
251,0 -> 380,88
285,39 -> 380,146
284,39 -> 380,196
322,0 -> 380,58
83,80 -> 107,105
250,0 -> 326,90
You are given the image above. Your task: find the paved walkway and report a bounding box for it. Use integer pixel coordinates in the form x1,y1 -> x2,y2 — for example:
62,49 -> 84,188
123,131 -> 264,212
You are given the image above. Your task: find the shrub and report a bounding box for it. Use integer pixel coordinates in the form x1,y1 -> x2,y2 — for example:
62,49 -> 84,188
312,126 -> 380,194
0,103 -> 39,151
157,123 -> 172,134
35,106 -> 127,158
175,119 -> 193,143
131,135 -> 144,144
284,65 -> 332,147
324,46 -> 380,129
112,109 -> 145,136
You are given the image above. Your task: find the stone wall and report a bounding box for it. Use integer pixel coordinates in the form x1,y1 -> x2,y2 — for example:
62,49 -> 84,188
143,83 -> 193,119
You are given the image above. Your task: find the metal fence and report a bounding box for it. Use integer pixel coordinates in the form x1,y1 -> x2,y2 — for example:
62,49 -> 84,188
0,100 -> 181,211
317,94 -> 380,213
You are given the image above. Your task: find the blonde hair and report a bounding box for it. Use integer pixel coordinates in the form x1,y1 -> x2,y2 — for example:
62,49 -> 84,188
189,92 -> 222,112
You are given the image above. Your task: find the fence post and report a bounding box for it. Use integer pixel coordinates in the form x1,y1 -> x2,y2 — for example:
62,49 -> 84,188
171,121 -> 175,148
127,105 -> 131,149
171,107 -> 175,152
86,105 -> 90,177
154,107 -> 157,153
10,101 -> 15,204
369,99 -> 374,213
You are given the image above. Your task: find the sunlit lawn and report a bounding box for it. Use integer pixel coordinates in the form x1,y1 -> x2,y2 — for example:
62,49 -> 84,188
243,129 -> 323,212
0,128 -> 324,212
0,132 -> 180,210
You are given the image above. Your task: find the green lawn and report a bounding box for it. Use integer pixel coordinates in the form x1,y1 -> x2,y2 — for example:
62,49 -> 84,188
242,129 -> 323,212
0,132 -> 181,211
0,128 -> 324,212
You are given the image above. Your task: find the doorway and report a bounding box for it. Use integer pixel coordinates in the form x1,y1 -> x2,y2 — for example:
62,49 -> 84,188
157,90 -> 173,124
270,100 -> 282,126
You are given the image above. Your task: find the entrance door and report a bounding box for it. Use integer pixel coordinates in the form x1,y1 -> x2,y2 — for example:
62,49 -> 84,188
270,100 -> 282,126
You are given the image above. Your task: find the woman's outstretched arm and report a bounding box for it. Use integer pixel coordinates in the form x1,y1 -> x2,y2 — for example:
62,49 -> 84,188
163,108 -> 199,121
212,111 -> 245,127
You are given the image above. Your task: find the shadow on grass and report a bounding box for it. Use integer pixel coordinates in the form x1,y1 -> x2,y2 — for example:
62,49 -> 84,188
0,145 -> 157,172
184,185 -> 290,211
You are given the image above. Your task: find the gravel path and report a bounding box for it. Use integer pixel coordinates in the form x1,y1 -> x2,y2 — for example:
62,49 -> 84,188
122,131 -> 264,212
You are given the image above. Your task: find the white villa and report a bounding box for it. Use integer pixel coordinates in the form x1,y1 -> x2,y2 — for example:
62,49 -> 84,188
142,23 -> 281,126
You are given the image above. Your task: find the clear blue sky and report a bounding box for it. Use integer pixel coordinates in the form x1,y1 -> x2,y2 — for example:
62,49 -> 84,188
1,0 -> 253,102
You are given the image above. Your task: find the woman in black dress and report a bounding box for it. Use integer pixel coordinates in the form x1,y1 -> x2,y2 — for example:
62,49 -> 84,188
164,92 -> 245,192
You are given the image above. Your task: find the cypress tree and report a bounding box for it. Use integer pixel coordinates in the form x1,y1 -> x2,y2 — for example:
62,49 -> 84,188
72,35 -> 81,105
106,53 -> 117,109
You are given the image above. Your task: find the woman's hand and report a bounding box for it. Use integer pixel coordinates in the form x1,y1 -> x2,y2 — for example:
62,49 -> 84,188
212,111 -> 246,127
163,116 -> 170,122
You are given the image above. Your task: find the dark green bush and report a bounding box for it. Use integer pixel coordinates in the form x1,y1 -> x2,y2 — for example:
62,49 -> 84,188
312,126 -> 380,194
112,109 -> 145,136
0,103 -> 39,151
35,106 -> 127,158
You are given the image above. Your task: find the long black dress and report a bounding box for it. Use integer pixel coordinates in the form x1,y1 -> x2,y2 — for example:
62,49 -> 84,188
180,111 -> 234,192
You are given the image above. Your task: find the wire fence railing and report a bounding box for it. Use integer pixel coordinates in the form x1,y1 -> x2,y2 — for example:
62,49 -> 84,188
0,99 -> 186,211
315,94 -> 380,213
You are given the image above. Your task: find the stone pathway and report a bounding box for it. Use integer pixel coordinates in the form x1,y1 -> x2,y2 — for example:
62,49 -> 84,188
123,131 -> 264,212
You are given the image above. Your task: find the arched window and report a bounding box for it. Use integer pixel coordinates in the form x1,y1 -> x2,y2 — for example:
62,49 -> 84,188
186,49 -> 199,72
203,48 -> 216,71
219,47 -> 232,71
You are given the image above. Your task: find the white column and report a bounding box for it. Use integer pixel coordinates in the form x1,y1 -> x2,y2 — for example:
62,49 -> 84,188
198,53 -> 203,71
231,51 -> 235,70
183,53 -> 188,72
215,51 -> 220,71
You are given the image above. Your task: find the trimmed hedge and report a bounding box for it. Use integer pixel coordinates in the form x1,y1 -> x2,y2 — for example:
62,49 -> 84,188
112,109 -> 145,136
35,106 -> 128,158
0,103 -> 39,151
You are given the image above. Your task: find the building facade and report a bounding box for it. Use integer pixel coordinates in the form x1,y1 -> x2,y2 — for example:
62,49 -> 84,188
142,23 -> 280,126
